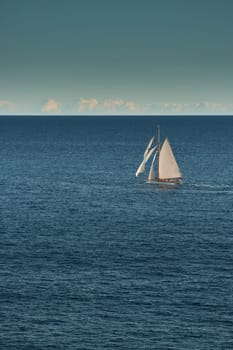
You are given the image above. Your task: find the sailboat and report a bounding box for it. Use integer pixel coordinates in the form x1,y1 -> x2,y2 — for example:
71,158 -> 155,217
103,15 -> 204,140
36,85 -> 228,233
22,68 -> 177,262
135,125 -> 183,184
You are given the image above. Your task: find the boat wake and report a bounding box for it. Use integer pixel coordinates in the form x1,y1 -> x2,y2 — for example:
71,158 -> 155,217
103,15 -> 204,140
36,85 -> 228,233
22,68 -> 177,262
185,182 -> 233,194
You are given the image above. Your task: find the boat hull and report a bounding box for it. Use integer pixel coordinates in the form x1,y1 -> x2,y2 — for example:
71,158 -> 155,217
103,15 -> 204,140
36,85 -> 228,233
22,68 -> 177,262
157,177 -> 183,184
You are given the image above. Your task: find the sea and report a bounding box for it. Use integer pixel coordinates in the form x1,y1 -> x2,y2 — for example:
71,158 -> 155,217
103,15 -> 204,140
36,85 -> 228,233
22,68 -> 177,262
0,115 -> 233,349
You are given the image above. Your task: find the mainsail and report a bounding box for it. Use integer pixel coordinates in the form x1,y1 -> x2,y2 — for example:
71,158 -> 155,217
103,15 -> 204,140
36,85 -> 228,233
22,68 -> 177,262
158,138 -> 182,180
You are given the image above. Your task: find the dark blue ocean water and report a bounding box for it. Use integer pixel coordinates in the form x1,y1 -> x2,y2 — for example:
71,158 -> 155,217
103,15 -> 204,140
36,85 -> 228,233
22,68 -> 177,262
0,116 -> 233,349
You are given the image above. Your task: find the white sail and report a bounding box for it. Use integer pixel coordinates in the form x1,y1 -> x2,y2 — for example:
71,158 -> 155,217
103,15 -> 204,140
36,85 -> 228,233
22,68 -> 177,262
135,159 -> 146,177
135,146 -> 157,177
159,138 -> 182,180
148,151 -> 157,181
145,146 -> 156,163
143,136 -> 155,158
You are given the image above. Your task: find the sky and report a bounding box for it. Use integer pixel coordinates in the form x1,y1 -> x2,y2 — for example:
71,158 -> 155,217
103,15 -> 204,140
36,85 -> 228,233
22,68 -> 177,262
0,0 -> 233,115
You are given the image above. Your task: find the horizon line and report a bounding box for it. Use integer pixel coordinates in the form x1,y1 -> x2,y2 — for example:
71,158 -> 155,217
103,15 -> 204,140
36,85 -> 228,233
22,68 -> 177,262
0,114 -> 233,117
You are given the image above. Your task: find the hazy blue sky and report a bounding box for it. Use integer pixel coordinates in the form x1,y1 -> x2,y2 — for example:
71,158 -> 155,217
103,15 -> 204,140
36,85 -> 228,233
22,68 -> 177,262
0,0 -> 233,114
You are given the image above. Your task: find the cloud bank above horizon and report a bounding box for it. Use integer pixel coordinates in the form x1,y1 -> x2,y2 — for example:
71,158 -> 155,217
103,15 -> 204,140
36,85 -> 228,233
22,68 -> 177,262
1,97 -> 232,116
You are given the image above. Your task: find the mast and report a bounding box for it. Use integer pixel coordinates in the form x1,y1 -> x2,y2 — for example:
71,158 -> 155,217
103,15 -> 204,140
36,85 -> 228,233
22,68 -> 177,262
157,125 -> 160,180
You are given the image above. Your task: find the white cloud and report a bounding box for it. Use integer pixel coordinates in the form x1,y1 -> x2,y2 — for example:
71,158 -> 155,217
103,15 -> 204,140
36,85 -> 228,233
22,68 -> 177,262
103,99 -> 143,113
158,100 -> 233,115
78,98 -> 98,112
103,99 -> 125,111
125,101 -> 137,111
160,102 -> 185,114
42,99 -> 61,113
0,99 -> 15,113
0,99 -> 12,107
